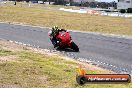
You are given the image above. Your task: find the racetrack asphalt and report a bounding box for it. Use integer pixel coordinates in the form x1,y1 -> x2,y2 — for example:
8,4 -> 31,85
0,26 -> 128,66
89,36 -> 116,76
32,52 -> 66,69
0,23 -> 132,74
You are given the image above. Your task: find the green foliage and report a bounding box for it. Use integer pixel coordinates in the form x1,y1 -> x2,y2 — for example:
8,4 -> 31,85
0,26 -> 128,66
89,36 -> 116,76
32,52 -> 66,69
0,49 -> 15,56
127,8 -> 132,13
120,9 -> 126,13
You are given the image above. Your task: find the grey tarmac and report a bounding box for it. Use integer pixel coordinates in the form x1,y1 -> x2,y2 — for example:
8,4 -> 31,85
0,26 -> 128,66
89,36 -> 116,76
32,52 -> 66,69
0,23 -> 132,74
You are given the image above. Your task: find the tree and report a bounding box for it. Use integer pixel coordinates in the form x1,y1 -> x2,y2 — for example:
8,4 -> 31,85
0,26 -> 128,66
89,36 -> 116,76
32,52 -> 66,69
69,0 -> 73,6
26,0 -> 30,3
42,0 -> 46,4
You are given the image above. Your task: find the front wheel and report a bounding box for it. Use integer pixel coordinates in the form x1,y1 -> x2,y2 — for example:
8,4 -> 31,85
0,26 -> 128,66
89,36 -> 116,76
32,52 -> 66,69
70,42 -> 79,52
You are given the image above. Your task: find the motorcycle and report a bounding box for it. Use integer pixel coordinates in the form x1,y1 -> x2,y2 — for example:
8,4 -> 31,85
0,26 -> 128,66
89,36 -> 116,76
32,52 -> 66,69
49,31 -> 79,52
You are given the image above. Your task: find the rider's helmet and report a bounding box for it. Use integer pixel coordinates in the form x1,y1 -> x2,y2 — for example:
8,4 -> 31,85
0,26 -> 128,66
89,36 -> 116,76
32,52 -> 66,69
52,26 -> 58,30
52,26 -> 59,31
52,26 -> 59,36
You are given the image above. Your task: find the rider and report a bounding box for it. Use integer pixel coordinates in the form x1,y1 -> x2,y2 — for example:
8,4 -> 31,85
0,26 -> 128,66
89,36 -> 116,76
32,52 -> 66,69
48,26 -> 67,48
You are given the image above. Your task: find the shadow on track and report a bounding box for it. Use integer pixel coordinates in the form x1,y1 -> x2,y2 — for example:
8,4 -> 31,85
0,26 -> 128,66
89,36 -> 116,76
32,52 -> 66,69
56,47 -> 80,52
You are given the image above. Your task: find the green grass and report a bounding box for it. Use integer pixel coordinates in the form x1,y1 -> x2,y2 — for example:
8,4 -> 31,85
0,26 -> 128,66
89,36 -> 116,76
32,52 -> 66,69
0,49 -> 15,56
0,3 -> 132,35
0,50 -> 132,88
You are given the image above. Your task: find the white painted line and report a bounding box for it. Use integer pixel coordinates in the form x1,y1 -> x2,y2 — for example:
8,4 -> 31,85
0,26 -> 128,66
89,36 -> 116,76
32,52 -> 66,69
113,65 -> 116,68
9,40 -> 13,43
106,63 -> 109,66
110,64 -> 113,67
22,43 -> 26,45
15,41 -> 18,44
18,42 -> 23,45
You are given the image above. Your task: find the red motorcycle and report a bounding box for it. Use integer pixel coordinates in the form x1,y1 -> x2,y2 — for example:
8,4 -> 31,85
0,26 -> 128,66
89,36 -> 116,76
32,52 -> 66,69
49,31 -> 79,52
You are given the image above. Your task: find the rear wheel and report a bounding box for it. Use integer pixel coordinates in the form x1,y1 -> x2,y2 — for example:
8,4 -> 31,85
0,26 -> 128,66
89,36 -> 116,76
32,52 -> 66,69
71,42 -> 79,52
